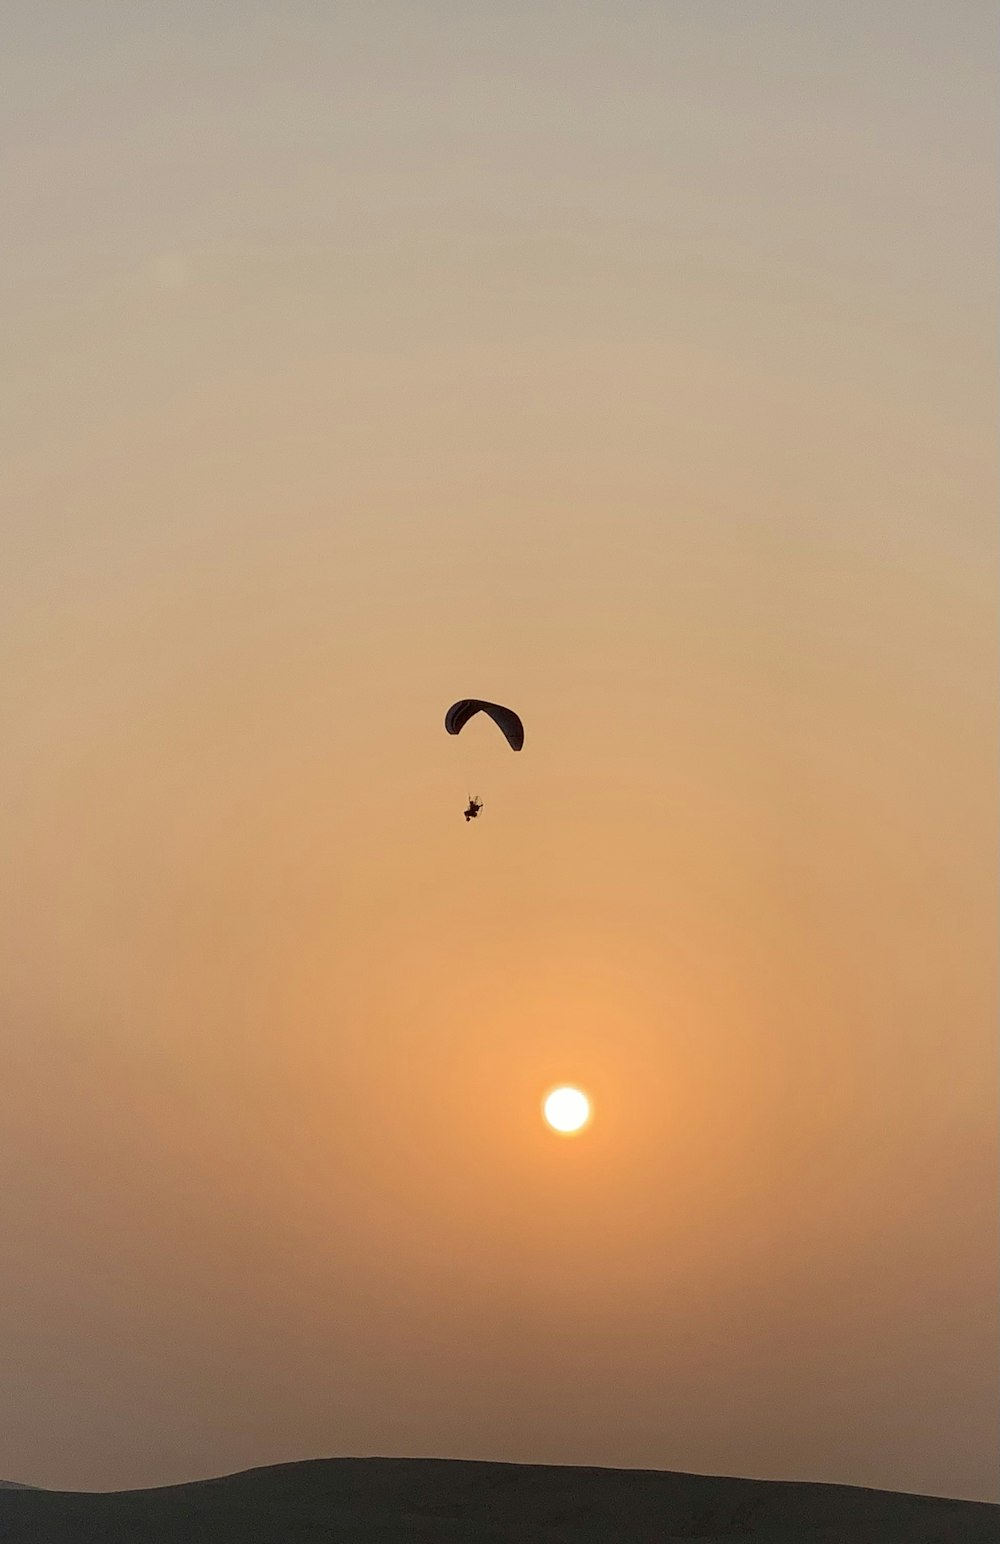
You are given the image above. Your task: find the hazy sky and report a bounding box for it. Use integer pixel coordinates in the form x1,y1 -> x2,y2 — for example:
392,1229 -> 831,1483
2,0 -> 996,1503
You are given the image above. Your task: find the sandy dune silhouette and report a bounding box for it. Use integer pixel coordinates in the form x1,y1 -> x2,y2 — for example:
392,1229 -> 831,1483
0,1458 -> 995,1542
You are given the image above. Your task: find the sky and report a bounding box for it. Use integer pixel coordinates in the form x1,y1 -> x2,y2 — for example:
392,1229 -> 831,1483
2,0 -> 997,1504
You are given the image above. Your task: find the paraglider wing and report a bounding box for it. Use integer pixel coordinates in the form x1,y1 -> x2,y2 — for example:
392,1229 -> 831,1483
445,699 -> 524,752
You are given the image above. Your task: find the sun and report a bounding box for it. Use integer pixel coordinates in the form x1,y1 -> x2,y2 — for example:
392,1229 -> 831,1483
543,1086 -> 591,1135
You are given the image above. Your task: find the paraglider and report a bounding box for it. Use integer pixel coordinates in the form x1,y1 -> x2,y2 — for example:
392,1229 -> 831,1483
444,699 -> 524,752
445,699 -> 523,821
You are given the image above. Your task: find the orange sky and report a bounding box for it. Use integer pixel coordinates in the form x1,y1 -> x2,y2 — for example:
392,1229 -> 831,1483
2,0 -> 997,1502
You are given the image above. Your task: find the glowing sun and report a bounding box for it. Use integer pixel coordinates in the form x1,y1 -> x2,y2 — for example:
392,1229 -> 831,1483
543,1086 -> 591,1134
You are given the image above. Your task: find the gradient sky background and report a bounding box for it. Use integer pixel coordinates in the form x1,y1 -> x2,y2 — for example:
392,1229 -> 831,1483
2,0 -> 997,1504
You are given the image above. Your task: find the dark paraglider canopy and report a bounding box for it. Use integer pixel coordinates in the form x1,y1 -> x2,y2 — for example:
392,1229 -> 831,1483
444,699 -> 524,752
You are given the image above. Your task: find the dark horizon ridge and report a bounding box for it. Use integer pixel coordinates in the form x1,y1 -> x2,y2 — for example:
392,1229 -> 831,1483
1,1455 -> 995,1542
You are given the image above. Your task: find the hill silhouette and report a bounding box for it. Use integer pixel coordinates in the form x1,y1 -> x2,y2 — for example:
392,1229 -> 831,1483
0,1457 -> 995,1542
